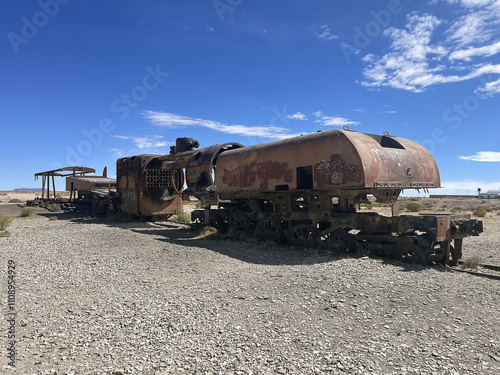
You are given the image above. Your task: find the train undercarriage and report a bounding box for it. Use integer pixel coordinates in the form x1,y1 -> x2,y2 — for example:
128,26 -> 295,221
191,190 -> 483,266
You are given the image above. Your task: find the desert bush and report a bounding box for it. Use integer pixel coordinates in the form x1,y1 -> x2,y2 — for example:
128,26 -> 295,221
20,207 -> 33,217
462,256 -> 481,269
170,210 -> 191,224
476,205 -> 492,213
405,202 -> 424,212
0,213 -> 14,231
48,203 -> 60,211
473,206 -> 487,217
451,207 -> 462,213
0,230 -> 10,237
9,198 -> 22,203
49,216 -> 58,221
364,202 -> 373,209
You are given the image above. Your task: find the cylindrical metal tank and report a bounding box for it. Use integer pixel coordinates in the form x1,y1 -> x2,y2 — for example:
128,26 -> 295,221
214,129 -> 440,194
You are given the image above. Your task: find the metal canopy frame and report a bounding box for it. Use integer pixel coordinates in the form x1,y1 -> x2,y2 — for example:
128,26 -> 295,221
34,166 -> 96,199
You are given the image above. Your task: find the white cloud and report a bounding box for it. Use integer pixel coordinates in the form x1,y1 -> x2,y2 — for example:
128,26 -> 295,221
361,2 -> 500,94
316,24 -> 338,41
476,77 -> 500,95
443,0 -> 497,7
314,111 -> 359,127
111,135 -> 168,149
141,111 -> 300,139
446,12 -> 493,47
450,40 -> 500,61
286,112 -> 307,120
459,151 -> 500,161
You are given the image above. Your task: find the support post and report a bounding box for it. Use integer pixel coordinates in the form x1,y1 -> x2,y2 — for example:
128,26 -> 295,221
52,175 -> 56,199
41,176 -> 45,199
450,238 -> 463,266
391,202 -> 400,217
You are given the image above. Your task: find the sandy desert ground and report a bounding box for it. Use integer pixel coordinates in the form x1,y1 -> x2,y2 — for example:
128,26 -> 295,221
0,192 -> 499,374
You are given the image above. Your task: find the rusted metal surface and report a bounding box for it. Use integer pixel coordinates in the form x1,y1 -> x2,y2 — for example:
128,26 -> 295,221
66,176 -> 116,194
184,143 -> 243,194
116,154 -> 183,218
214,129 -> 440,200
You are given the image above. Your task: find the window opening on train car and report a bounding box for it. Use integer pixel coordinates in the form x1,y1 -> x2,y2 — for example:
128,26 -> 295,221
297,166 -> 313,189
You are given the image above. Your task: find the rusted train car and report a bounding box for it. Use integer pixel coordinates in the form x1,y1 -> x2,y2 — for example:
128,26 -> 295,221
161,128 -> 482,266
40,128 -> 482,266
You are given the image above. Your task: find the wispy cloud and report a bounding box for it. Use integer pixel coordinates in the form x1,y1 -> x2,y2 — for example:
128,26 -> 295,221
141,111 -> 300,139
286,112 -> 307,120
111,135 -> 169,149
314,111 -> 359,127
450,40 -> 500,61
459,151 -> 500,161
316,24 -> 338,41
476,77 -> 500,95
361,1 -> 500,94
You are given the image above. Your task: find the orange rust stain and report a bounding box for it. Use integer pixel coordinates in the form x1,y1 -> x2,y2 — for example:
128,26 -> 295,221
222,161 -> 293,191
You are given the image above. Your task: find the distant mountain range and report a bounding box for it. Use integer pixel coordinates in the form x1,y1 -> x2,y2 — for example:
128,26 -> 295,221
14,188 -> 41,191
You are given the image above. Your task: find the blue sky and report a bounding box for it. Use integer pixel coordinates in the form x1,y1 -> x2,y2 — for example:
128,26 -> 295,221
1,0 -> 499,194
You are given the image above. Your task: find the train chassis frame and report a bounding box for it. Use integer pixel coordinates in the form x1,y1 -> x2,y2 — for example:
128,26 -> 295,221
192,190 -> 483,266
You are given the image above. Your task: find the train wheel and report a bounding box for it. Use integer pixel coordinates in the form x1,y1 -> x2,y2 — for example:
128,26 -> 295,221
394,244 -> 428,266
210,215 -> 228,234
290,224 -> 320,249
255,217 -> 285,244
231,214 -> 254,234
326,230 -> 356,254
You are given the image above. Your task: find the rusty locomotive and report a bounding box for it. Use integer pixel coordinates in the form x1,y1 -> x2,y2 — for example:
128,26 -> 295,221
36,128 -> 483,266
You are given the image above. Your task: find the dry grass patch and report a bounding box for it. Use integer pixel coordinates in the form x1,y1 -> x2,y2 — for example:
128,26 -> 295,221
405,202 -> 424,212
462,256 -> 482,269
0,213 -> 14,231
20,207 -> 33,217
169,210 -> 191,224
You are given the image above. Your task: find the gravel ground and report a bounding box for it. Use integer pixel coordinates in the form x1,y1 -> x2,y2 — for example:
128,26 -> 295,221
1,203 -> 499,374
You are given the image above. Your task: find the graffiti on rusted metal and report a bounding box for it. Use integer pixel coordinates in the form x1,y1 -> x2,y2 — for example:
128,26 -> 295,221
314,155 -> 361,187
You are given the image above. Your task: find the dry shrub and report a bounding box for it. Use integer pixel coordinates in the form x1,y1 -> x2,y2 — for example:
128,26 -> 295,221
20,207 -> 33,217
9,198 -> 22,203
0,230 -> 10,237
405,202 -> 424,212
170,210 -> 191,224
473,206 -> 487,217
462,256 -> 481,269
0,213 -> 14,231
